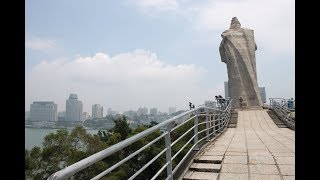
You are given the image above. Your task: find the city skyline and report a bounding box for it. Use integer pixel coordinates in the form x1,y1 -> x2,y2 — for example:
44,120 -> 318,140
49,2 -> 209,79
25,0 -> 294,114
27,98 -> 181,115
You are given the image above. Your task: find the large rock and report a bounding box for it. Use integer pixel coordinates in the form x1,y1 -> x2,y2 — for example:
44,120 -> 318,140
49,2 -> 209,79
219,17 -> 262,108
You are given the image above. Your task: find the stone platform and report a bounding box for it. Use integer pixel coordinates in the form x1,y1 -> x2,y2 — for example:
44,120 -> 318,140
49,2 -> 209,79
182,109 -> 295,180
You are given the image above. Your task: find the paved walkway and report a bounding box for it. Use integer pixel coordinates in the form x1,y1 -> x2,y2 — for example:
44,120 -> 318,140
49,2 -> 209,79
183,109 -> 295,180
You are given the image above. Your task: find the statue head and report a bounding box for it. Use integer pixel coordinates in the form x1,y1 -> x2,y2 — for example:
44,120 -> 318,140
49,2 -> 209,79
229,17 -> 241,30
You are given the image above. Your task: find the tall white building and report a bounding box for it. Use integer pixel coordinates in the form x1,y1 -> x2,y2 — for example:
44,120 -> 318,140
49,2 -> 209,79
92,104 -> 103,118
66,94 -> 83,121
30,102 -> 58,122
169,107 -> 176,115
150,108 -> 157,116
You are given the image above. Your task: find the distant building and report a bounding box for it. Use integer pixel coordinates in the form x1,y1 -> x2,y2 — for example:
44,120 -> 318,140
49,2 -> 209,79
150,108 -> 157,116
65,94 -> 83,121
137,107 -> 148,116
169,107 -> 176,115
58,111 -> 65,121
123,110 -> 137,117
82,112 -> 90,121
30,101 -> 58,122
224,81 -> 229,99
25,111 -> 30,121
259,87 -> 266,103
92,104 -> 103,118
107,108 -> 119,116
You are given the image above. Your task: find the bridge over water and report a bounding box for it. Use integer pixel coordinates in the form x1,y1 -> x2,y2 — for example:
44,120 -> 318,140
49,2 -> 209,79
48,98 -> 295,180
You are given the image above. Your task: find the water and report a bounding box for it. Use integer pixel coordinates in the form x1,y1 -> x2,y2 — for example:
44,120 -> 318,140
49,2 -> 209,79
25,128 -> 99,150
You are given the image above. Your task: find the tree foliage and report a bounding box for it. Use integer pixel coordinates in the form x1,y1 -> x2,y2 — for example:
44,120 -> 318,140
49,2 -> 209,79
26,115 -> 207,179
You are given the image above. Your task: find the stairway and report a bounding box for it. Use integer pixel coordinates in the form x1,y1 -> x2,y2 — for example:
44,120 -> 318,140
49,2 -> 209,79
227,111 -> 238,128
266,110 -> 288,128
183,155 -> 222,180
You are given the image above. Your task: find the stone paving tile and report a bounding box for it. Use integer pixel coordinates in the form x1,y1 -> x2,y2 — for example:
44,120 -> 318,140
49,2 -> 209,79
186,171 -> 219,180
225,151 -> 247,156
227,148 -> 247,152
223,156 -> 247,164
249,155 -> 275,164
184,171 -> 193,178
218,173 -> 248,180
282,176 -> 295,180
278,165 -> 295,176
203,151 -> 225,156
271,152 -> 294,157
249,164 -> 279,175
274,156 -> 294,165
221,164 -> 248,174
249,174 -> 281,180
196,155 -> 223,162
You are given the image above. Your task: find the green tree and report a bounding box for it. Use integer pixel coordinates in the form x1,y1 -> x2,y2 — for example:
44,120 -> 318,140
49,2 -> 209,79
112,115 -> 131,141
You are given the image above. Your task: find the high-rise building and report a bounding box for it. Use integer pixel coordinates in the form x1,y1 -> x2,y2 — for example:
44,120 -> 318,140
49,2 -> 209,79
65,94 -> 83,121
259,87 -> 266,103
92,104 -> 103,118
150,108 -> 157,116
169,107 -> 176,115
224,81 -> 229,99
30,101 -> 58,122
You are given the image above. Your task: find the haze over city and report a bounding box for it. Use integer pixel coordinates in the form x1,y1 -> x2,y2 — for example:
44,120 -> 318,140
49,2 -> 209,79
25,0 -> 294,114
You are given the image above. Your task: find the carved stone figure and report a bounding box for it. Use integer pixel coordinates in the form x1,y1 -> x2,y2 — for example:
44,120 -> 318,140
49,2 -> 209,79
219,17 -> 262,108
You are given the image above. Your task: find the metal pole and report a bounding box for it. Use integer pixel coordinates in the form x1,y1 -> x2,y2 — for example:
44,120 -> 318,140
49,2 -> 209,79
212,110 -> 216,135
205,109 -> 210,142
164,122 -> 174,180
193,110 -> 199,151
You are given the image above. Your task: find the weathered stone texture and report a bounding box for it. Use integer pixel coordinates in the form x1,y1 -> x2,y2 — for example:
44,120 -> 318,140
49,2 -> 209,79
219,17 -> 262,108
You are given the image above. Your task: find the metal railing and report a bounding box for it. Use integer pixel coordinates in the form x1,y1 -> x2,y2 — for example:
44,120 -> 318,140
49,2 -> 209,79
269,98 -> 295,130
48,100 -> 233,180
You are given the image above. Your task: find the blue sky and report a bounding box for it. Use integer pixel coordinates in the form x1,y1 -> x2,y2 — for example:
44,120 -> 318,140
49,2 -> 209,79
25,0 -> 295,114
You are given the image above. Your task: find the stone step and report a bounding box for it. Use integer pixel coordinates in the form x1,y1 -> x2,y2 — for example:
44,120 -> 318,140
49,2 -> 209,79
183,171 -> 219,180
194,155 -> 223,164
189,163 -> 221,173
228,124 -> 237,128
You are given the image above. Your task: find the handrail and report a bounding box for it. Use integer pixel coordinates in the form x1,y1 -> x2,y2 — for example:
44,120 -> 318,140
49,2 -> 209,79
269,98 -> 295,130
48,100 -> 233,180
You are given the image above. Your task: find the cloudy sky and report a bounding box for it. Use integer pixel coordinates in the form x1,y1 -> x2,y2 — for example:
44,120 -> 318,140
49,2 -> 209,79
25,0 -> 295,114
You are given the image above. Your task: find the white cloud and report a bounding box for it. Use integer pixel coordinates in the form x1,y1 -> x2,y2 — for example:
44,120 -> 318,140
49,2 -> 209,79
26,49 -> 221,113
25,36 -> 56,51
192,0 -> 294,55
128,0 -> 294,55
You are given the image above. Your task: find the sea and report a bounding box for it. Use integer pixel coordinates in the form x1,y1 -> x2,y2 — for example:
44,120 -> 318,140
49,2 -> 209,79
25,128 -> 100,150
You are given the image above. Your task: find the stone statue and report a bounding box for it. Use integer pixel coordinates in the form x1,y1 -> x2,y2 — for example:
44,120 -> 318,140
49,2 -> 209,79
219,17 -> 262,108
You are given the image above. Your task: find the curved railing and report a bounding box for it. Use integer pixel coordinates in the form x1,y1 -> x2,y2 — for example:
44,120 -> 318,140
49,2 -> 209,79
269,98 -> 295,130
48,100 -> 233,180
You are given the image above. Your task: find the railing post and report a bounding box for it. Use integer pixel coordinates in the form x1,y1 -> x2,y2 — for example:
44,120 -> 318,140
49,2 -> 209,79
205,108 -> 210,142
218,112 -> 222,132
212,110 -> 216,135
164,122 -> 174,180
193,109 -> 199,151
